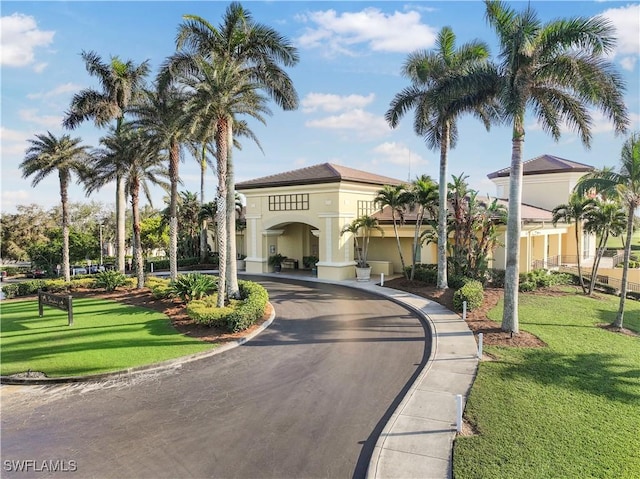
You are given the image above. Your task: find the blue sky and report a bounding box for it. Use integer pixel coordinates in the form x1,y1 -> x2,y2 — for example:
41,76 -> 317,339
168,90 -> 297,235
1,1 -> 639,215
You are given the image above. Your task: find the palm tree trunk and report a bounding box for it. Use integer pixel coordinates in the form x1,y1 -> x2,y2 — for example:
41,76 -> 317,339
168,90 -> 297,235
575,222 -> 587,294
131,183 -> 145,289
169,141 -> 179,282
116,175 -> 126,273
614,208 -> 634,328
226,121 -> 240,299
199,145 -> 208,263
437,123 -> 450,289
215,119 -> 229,308
392,214 -> 409,279
502,123 -> 524,334
410,209 -> 423,281
59,171 -> 71,282
588,232 -> 608,296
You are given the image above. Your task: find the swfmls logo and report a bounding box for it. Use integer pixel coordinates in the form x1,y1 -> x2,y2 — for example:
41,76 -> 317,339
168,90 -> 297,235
3,459 -> 78,473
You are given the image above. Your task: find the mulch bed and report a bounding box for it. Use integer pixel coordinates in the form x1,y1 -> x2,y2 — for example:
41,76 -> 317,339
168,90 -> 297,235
382,278 -> 545,348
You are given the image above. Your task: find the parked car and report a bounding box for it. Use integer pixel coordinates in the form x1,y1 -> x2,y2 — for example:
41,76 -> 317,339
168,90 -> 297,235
71,266 -> 88,276
86,265 -> 106,274
26,268 -> 46,278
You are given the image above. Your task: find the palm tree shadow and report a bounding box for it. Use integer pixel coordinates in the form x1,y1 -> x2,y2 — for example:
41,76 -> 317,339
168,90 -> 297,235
500,349 -> 640,404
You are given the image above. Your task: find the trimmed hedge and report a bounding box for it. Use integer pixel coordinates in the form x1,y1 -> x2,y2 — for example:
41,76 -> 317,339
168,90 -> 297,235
453,280 -> 484,312
186,280 -> 268,332
145,276 -> 173,299
405,264 -> 438,284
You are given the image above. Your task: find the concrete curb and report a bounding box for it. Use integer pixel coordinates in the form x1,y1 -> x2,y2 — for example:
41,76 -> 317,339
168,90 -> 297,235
0,302 -> 276,385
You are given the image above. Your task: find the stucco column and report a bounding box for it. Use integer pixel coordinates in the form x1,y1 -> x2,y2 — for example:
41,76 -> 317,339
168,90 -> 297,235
316,212 -> 356,281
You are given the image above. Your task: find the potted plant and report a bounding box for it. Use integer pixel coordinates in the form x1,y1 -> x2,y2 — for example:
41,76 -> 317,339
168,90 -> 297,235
340,215 -> 384,281
236,254 -> 247,271
268,253 -> 286,273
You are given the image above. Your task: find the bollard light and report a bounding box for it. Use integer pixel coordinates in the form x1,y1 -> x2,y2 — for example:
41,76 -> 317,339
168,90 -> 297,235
463,300 -> 467,320
478,332 -> 483,360
380,273 -> 384,286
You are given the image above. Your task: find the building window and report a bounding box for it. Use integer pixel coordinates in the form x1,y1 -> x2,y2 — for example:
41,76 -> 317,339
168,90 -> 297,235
357,200 -> 376,217
269,193 -> 309,211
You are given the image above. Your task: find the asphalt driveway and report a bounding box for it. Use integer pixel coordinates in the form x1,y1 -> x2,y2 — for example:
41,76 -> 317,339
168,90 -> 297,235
1,279 -> 429,479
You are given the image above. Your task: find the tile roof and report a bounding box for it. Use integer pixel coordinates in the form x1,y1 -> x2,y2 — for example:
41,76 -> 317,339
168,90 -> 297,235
487,154 -> 594,179
235,163 -> 405,190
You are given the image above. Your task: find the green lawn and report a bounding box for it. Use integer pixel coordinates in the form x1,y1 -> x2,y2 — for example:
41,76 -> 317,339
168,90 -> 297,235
0,297 -> 215,377
605,228 -> 640,249
454,291 -> 640,479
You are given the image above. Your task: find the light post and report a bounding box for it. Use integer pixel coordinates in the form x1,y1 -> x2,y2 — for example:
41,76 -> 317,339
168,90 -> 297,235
99,224 -> 104,267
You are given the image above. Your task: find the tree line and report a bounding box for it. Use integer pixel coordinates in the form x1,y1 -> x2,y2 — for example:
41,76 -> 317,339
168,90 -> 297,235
15,1 -> 636,331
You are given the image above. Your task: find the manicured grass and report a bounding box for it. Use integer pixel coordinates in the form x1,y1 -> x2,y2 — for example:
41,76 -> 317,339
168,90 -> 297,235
605,228 -> 640,249
0,297 -> 215,377
454,291 -> 640,479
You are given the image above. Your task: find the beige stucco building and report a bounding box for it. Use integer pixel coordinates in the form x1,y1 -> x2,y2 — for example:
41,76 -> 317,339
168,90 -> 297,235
235,156 -> 597,282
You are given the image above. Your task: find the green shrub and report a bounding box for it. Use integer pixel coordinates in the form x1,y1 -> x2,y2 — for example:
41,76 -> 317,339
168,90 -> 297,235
0,266 -> 21,277
187,294 -> 238,328
488,269 -> 505,288
94,270 -> 127,292
171,273 -> 217,303
1,283 -> 19,299
43,279 -> 69,293
548,272 -> 574,286
146,257 -> 202,272
226,281 -> 269,332
68,278 -> 98,290
449,275 -> 474,290
145,276 -> 173,299
17,280 -> 46,297
519,281 -> 536,292
453,280 -> 484,312
405,264 -> 438,284
185,280 -> 269,332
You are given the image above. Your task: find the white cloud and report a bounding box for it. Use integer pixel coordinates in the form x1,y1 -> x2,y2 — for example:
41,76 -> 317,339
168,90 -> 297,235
302,92 -> 375,113
297,8 -> 437,56
0,13 -> 55,68
1,190 -> 32,213
305,109 -> 390,139
0,127 -> 30,156
19,109 -> 63,129
27,83 -> 82,100
619,56 -> 637,71
371,142 -> 427,168
599,4 -> 640,68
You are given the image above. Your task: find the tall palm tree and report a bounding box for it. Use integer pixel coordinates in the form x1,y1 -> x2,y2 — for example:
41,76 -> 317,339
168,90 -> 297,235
374,184 -> 410,279
63,50 -> 150,274
167,3 -> 299,305
485,0 -> 628,333
386,26 -> 498,291
87,124 -> 168,288
575,132 -> 640,328
552,193 -> 596,294
583,198 -> 627,296
131,85 -> 189,281
20,132 -> 90,282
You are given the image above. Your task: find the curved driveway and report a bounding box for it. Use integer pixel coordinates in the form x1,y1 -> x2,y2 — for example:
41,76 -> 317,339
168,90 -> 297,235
1,278 -> 428,479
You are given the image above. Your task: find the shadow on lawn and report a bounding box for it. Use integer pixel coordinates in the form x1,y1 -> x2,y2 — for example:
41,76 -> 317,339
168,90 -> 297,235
500,350 -> 640,405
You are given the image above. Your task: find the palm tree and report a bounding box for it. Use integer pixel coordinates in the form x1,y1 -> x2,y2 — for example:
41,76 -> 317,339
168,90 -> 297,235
583,198 -> 627,296
386,26 -> 498,291
131,85 -> 189,281
20,132 -> 90,282
166,3 -> 299,305
552,193 -> 596,294
485,0 -> 629,333
63,51 -> 150,274
408,175 -> 439,280
575,132 -> 640,328
87,124 -> 168,288
340,215 -> 384,270
374,184 -> 410,279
